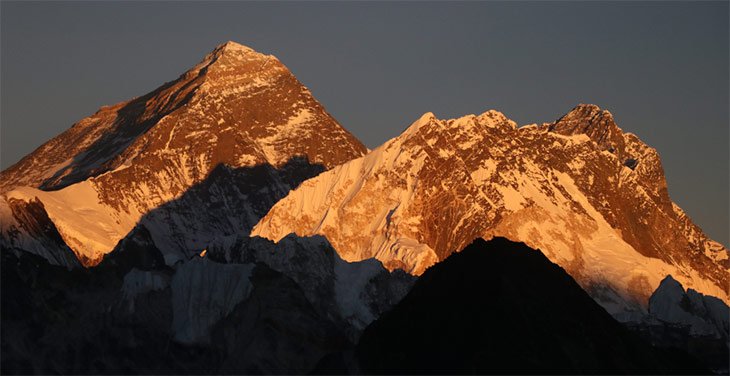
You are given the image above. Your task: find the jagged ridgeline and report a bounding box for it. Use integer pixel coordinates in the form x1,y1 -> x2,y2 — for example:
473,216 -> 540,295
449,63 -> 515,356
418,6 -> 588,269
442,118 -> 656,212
0,41 -> 409,374
253,106 -> 729,315
1,41 -> 727,374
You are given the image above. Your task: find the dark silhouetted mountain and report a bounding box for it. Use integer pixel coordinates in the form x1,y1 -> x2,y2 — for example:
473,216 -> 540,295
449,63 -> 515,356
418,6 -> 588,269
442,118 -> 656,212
355,237 -> 708,375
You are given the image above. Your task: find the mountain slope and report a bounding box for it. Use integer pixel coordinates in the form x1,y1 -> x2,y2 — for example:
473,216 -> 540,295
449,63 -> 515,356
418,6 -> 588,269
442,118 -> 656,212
622,275 -> 730,373
0,41 -> 366,266
1,234 -> 412,374
252,105 -> 728,312
355,237 -> 707,374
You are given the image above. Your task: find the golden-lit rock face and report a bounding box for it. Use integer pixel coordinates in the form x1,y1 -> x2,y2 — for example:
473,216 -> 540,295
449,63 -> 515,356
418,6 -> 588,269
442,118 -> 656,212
0,41 -> 366,267
253,105 -> 729,312
1,41 -> 726,316
1,42 -> 365,194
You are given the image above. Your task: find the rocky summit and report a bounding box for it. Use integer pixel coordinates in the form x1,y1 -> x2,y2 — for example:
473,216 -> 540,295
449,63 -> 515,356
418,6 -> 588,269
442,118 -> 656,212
0,41 -> 366,267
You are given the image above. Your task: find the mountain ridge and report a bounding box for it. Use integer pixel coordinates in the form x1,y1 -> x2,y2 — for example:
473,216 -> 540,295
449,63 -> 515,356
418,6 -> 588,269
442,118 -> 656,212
1,41 -> 365,194
0,41 -> 366,266
253,104 -> 729,312
1,40 -> 727,374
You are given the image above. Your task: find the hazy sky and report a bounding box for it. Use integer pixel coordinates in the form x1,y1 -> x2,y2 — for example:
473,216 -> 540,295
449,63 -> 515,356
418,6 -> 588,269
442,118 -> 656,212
1,1 -> 727,244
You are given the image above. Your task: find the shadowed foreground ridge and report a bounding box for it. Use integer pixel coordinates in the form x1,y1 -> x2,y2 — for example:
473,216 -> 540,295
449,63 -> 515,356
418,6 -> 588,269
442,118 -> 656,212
356,237 -> 708,375
1,232 -> 413,374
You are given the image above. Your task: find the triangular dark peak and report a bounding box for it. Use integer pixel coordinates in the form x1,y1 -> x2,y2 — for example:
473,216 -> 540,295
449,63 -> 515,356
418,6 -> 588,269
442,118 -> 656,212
356,237 -> 708,374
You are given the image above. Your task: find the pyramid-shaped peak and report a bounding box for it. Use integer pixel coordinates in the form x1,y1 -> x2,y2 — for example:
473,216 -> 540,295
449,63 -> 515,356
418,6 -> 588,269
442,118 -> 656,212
561,104 -> 614,122
179,41 -> 287,86
207,41 -> 273,62
549,103 -> 620,137
198,41 -> 276,67
215,40 -> 257,54
657,274 -> 683,290
545,103 -> 634,163
573,103 -> 602,112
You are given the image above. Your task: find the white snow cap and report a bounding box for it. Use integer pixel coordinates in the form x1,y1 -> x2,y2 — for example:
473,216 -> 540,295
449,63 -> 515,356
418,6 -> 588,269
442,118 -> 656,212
416,111 -> 437,124
401,112 -> 437,137
476,110 -> 517,129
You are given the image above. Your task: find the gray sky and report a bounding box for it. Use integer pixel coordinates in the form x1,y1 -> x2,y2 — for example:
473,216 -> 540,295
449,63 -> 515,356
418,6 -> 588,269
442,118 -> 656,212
1,1 -> 728,244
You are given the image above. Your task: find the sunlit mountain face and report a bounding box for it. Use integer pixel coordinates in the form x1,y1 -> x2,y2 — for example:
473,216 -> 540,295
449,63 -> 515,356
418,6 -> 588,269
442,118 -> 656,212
253,104 -> 727,316
1,41 -> 366,268
1,42 -> 727,374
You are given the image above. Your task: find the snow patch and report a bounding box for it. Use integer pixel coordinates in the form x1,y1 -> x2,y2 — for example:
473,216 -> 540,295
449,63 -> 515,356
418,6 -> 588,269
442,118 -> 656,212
171,258 -> 255,344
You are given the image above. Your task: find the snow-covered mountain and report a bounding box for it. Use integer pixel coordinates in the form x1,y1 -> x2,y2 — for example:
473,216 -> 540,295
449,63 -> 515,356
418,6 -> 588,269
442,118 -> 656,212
648,275 -> 728,339
2,39 -> 727,373
624,275 -> 729,372
0,41 -> 366,267
2,234 -> 413,373
252,105 -> 729,313
0,42 -> 414,373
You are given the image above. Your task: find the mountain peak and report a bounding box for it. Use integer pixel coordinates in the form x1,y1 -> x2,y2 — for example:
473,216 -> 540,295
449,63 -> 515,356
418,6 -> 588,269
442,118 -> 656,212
0,41 -> 367,265
416,111 -> 437,124
402,110 -> 517,140
401,112 -> 437,137
356,238 -> 706,374
184,41 -> 278,82
656,274 -> 684,292
476,110 -> 517,130
547,103 -> 672,194
547,103 -> 624,154
477,109 -> 507,120
216,40 -> 255,53
559,103 -> 617,126
207,41 -> 271,62
569,103 -> 604,115
554,104 -> 616,129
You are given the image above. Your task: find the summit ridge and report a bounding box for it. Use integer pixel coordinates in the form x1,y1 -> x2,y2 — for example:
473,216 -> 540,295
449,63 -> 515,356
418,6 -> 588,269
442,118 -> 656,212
253,104 -> 729,313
